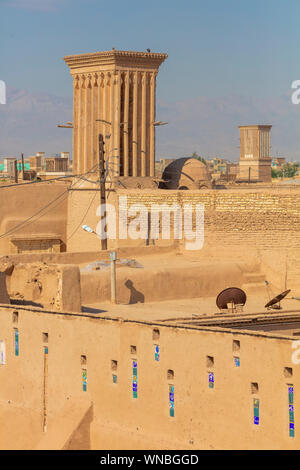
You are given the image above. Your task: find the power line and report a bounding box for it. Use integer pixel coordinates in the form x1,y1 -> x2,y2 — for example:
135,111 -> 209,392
9,173 -> 91,242
0,171 -> 97,190
0,165 -> 98,240
66,191 -> 98,242
0,191 -> 68,240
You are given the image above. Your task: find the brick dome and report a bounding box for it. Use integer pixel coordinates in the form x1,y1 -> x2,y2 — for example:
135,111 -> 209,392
161,157 -> 212,189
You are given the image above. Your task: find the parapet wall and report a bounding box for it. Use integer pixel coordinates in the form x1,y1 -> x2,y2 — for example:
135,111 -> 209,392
114,188 -> 300,251
0,305 -> 297,450
2,184 -> 298,256
1,261 -> 81,312
66,187 -> 300,290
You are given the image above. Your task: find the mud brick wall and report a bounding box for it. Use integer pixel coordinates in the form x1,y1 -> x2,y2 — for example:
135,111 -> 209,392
116,188 -> 300,251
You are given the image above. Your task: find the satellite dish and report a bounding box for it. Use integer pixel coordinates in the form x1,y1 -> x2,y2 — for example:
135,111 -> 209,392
265,289 -> 291,309
216,287 -> 247,312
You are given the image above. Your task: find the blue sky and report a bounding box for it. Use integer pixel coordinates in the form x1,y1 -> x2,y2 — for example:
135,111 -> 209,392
1,0 -> 300,160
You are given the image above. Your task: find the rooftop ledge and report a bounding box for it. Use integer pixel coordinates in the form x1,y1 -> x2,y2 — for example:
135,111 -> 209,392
10,234 -> 62,241
63,49 -> 168,71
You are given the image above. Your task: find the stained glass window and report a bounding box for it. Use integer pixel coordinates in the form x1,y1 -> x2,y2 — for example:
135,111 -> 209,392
155,345 -> 160,362
289,386 -> 295,438
82,369 -> 87,392
0,341 -> 5,365
14,329 -> 19,356
169,384 -> 174,417
234,357 -> 240,367
253,398 -> 259,425
209,372 -> 214,389
133,360 -> 137,398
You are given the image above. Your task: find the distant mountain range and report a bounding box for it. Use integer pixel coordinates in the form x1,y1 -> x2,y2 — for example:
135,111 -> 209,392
0,87 -> 73,158
1,86 -> 300,161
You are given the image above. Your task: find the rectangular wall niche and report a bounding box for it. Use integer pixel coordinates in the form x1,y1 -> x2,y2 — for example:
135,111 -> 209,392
82,369 -> 87,392
12,311 -> 18,324
169,384 -> 175,417
155,345 -> 160,362
288,385 -> 295,438
253,399 -> 259,425
14,329 -> 19,356
152,328 -> 160,340
206,356 -> 214,367
132,360 -> 138,398
0,341 -> 5,365
111,360 -> 118,383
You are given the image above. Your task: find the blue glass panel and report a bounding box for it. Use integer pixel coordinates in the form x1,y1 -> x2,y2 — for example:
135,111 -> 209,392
169,384 -> 174,417
253,399 -> 259,424
82,370 -> 87,392
288,386 -> 295,437
132,361 -> 138,398
14,329 -> 19,356
234,357 -> 240,367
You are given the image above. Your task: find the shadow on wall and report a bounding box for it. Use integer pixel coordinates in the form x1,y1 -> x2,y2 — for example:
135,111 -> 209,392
10,299 -> 43,308
81,306 -> 107,314
125,279 -> 145,304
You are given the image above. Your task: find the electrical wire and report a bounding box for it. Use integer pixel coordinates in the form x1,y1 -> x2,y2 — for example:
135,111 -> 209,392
66,191 -> 98,242
0,164 -> 98,240
0,191 -> 69,240
0,172 -> 90,190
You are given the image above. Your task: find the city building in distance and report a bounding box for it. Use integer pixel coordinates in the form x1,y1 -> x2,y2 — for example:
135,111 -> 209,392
238,125 -> 272,183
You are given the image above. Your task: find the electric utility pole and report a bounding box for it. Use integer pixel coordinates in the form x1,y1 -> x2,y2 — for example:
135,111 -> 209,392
99,133 -> 107,250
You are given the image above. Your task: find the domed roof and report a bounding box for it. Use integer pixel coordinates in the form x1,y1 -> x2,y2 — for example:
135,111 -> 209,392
161,157 -> 211,189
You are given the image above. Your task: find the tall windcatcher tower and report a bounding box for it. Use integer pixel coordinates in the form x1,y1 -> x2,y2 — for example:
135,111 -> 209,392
238,125 -> 272,182
64,49 -> 167,178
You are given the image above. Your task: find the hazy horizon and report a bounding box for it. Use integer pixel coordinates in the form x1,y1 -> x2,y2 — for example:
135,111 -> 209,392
1,0 -> 300,160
